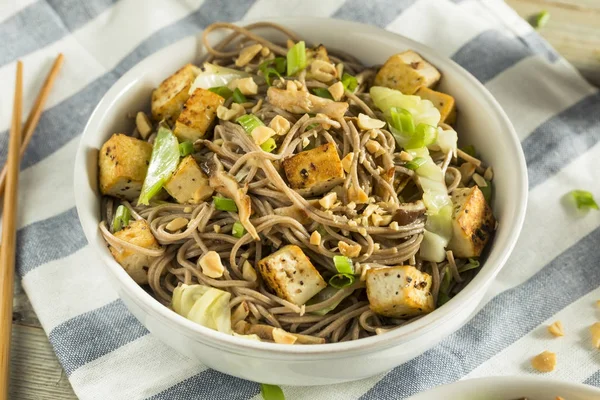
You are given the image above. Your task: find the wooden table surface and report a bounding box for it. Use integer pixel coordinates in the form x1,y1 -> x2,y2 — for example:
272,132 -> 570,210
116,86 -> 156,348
8,1 -> 600,399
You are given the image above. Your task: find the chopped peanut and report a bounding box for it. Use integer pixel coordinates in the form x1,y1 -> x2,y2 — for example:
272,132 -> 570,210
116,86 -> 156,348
236,44 -> 263,67
272,328 -> 298,344
310,59 -> 337,82
242,260 -> 257,282
135,112 -> 153,139
269,115 -> 291,136
319,192 -> 337,209
165,217 -> 189,232
328,81 -> 344,101
217,103 -> 246,121
531,351 -> 556,372
548,321 -> 564,337
229,77 -> 258,95
260,46 -> 270,57
310,231 -> 321,246
399,151 -> 413,162
338,241 -> 361,258
348,185 -> 368,204
365,140 -> 382,154
213,224 -> 221,233
357,113 -> 386,130
251,126 -> 276,145
591,322 -> 600,348
341,152 -> 354,173
199,251 -> 225,278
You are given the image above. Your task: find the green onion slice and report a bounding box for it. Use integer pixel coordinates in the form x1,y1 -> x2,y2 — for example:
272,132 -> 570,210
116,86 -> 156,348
138,126 -> 180,205
333,255 -> 354,274
260,137 -> 277,153
389,107 -> 415,134
260,384 -> 285,400
341,73 -> 358,92
232,221 -> 246,238
112,205 -> 131,232
405,123 -> 438,149
236,114 -> 265,134
460,144 -> 476,157
286,41 -> 307,76
208,86 -> 233,99
213,196 -> 238,212
478,179 -> 493,203
179,141 -> 194,157
259,57 -> 286,86
534,10 -> 550,29
311,88 -> 333,100
437,292 -> 450,306
404,157 -> 427,171
329,273 -> 355,289
232,88 -> 247,104
458,258 -> 481,273
569,190 -> 599,211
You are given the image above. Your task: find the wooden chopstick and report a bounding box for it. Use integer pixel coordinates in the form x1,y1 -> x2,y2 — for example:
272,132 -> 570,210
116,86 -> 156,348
0,53 -> 64,198
0,60 -> 24,400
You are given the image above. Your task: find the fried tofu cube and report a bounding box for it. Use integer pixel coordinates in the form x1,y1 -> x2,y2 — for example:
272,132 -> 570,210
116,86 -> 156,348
415,86 -> 456,125
151,63 -> 201,122
164,155 -> 213,204
99,133 -> 152,201
447,186 -> 495,258
374,50 -> 441,95
257,245 -> 327,306
109,220 -> 160,285
173,88 -> 225,142
282,143 -> 345,196
366,265 -> 435,318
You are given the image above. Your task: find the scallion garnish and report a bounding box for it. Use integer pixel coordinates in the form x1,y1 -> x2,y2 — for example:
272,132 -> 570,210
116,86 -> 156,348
389,107 -> 415,134
341,73 -> 358,92
259,57 -> 286,86
260,137 -> 277,153
405,123 -> 438,149
437,266 -> 453,306
179,141 -> 194,157
333,255 -> 354,274
112,205 -> 131,232
236,114 -> 264,134
260,383 -> 285,400
534,10 -> 550,29
208,86 -> 233,99
478,179 -> 492,203
458,258 -> 481,273
232,88 -> 247,104
232,221 -> 246,238
405,157 -> 427,171
569,190 -> 599,211
461,144 -> 476,157
329,273 -> 355,289
213,196 -> 238,212
311,88 -> 333,100
286,41 -> 307,76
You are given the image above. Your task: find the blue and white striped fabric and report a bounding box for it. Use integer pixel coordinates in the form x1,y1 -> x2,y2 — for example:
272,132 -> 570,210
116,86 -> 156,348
3,0 -> 600,398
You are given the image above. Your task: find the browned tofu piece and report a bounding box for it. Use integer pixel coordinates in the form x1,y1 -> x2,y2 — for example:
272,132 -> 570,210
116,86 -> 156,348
99,133 -> 152,201
447,186 -> 495,258
110,220 -> 161,285
415,86 -> 456,125
151,63 -> 201,122
282,143 -> 345,196
164,155 -> 213,204
366,265 -> 434,318
173,88 -> 224,142
257,245 -> 326,306
374,50 -> 441,94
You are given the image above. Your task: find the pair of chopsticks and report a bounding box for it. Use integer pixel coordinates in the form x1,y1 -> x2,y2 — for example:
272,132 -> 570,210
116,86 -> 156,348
0,54 -> 64,400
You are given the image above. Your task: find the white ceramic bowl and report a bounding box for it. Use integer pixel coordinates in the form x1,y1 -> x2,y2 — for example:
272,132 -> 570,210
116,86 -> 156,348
74,18 -> 528,385
408,376 -> 600,400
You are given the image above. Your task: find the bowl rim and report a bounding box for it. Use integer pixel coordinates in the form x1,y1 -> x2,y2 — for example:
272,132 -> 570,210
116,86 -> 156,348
74,17 -> 528,357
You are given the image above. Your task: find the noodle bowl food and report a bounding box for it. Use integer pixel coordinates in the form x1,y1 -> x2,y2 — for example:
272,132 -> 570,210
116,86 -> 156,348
98,22 -> 496,345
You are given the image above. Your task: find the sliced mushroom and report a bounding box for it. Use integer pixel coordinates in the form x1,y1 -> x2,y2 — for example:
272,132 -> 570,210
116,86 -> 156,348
267,86 -> 349,120
392,200 -> 427,226
202,155 -> 259,240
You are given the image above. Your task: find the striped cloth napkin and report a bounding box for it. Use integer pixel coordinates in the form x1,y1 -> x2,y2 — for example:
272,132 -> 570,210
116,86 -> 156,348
3,0 -> 600,398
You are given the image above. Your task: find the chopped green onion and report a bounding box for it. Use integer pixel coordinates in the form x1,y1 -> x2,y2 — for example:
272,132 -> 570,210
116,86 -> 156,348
138,126 -> 180,205
341,73 -> 358,92
389,107 -> 415,134
439,266 -> 452,295
569,190 -> 599,211
459,258 -> 481,273
232,221 -> 245,238
405,123 -> 438,149
437,292 -> 450,306
259,57 -> 286,86
534,10 -> 550,29
112,205 -> 131,232
208,86 -> 233,99
262,67 -> 282,86
305,123 -> 320,131
286,41 -> 307,76
333,255 -> 354,274
460,144 -> 476,157
179,141 -> 194,157
311,87 -> 333,100
405,157 -> 427,171
261,383 -> 285,400
260,137 -> 277,153
213,196 -> 238,212
232,88 -> 247,104
329,273 -> 355,289
478,179 -> 493,203
236,114 -> 264,134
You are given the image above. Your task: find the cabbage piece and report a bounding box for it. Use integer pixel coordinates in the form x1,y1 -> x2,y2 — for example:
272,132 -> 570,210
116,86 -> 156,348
408,147 -> 453,262
370,86 -> 441,127
189,63 -> 251,94
306,286 -> 352,316
172,284 -> 232,334
432,126 -> 458,157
